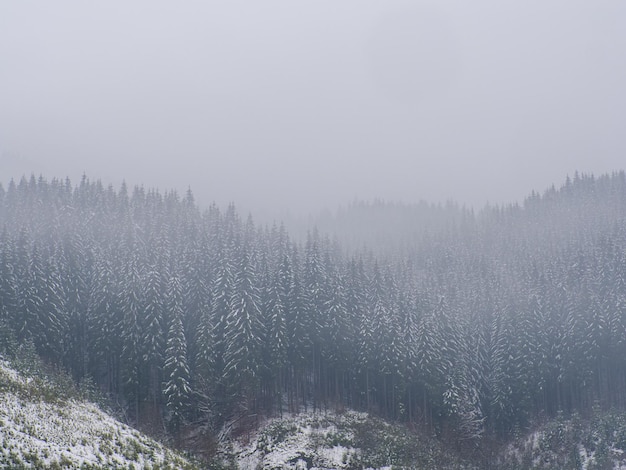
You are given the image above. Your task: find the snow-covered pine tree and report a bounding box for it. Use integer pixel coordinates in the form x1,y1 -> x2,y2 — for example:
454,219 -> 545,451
322,266 -> 352,406
89,252 -> 123,395
121,254 -> 145,421
285,245 -> 313,411
163,274 -> 192,432
182,245 -> 211,383
0,234 -> 19,356
141,263 -> 167,413
37,247 -> 67,362
0,232 -> 18,346
303,231 -> 330,410
261,265 -> 289,413
223,244 -> 263,400
209,246 -> 235,385
14,235 -> 44,346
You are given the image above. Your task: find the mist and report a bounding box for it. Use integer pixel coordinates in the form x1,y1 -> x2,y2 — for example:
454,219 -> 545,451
1,0 -> 625,217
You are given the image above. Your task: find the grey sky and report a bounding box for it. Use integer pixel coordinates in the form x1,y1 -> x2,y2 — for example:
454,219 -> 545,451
1,1 -> 625,216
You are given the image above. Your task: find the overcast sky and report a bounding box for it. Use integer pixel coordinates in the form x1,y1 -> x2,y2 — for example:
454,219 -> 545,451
1,1 -> 625,217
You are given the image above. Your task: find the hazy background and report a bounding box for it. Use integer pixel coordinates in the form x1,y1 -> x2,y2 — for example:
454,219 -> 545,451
1,0 -> 625,218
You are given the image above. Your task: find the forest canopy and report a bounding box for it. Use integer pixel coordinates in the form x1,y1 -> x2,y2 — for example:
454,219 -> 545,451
1,171 -> 626,444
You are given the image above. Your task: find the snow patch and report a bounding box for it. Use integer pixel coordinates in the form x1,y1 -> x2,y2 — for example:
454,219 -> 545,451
220,410 -> 378,470
0,358 -> 195,469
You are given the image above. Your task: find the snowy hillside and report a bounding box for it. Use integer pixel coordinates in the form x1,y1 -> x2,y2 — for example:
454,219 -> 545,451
498,412 -> 626,470
215,410 -> 476,470
0,357 -> 197,469
215,408 -> 626,469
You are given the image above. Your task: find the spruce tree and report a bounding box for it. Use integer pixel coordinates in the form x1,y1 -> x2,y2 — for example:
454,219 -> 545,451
163,275 -> 192,432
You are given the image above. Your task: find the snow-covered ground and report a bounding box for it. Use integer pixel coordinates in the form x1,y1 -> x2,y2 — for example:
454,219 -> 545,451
214,407 -> 465,470
500,413 -> 626,470
0,358 -> 196,469
214,405 -> 481,469
223,410 -> 372,470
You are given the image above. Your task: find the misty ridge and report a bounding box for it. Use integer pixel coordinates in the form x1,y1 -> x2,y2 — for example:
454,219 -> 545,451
2,2 -> 626,215
2,170 -> 626,468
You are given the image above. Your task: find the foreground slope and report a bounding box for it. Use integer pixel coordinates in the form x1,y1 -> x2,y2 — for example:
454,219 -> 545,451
214,409 -> 626,469
0,357 -> 197,470
498,411 -> 626,470
214,410 -> 477,470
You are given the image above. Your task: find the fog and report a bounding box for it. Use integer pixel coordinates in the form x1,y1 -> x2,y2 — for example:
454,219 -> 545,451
1,1 -> 625,217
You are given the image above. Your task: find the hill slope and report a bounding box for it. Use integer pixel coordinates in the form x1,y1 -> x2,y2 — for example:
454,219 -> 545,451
0,356 -> 197,469
215,410 -> 476,470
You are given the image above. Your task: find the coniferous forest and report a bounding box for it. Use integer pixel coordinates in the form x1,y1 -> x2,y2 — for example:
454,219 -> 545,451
2,171 -> 626,453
